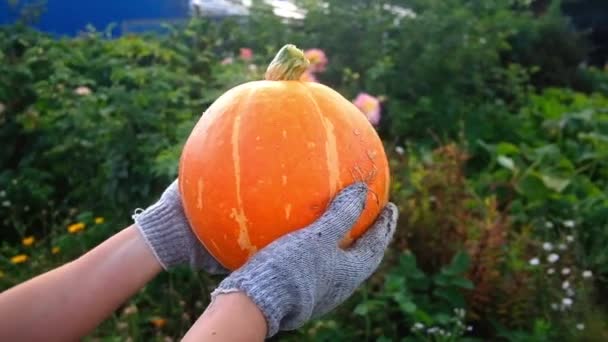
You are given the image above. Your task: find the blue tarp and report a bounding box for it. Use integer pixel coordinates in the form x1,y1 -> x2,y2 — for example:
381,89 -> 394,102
0,0 -> 191,35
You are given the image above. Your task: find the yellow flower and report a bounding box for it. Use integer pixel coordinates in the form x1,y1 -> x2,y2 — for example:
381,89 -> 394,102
94,217 -> 105,224
10,254 -> 28,264
150,317 -> 167,329
22,236 -> 35,247
0,270 -> 4,278
67,222 -> 85,234
51,246 -> 60,254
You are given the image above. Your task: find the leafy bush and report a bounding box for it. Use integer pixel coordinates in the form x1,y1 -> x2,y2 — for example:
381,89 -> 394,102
478,88 -> 608,279
507,1 -> 590,90
0,21 -> 235,241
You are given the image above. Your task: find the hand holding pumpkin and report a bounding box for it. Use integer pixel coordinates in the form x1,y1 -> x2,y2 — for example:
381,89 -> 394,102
212,183 -> 398,337
134,180 -> 398,337
133,180 -> 228,274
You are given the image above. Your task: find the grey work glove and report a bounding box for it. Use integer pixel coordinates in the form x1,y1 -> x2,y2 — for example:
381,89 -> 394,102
132,180 -> 227,274
211,182 -> 398,337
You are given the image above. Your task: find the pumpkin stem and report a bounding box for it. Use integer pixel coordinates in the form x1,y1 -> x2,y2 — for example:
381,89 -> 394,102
265,44 -> 310,81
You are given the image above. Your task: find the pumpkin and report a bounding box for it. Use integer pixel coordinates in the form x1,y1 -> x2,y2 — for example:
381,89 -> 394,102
179,44 -> 390,270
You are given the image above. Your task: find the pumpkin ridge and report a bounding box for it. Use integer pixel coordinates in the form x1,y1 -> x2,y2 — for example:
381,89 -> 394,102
230,87 -> 257,256
298,83 -> 341,198
196,178 -> 203,210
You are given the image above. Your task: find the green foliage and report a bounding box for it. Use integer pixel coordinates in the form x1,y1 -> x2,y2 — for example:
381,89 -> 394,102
477,88 -> 608,278
507,1 -> 590,90
356,252 -> 475,341
0,20 -> 239,240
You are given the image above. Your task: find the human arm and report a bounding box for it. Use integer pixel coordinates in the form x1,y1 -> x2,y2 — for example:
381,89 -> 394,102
0,225 -> 162,341
0,179 -> 225,340
0,181 -> 397,341
183,292 -> 267,341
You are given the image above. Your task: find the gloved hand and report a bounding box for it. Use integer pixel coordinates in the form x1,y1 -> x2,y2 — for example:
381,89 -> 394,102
132,180 -> 228,274
211,182 -> 398,337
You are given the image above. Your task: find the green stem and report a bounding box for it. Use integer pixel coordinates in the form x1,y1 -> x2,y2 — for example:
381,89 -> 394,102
363,286 -> 371,341
264,44 -> 310,81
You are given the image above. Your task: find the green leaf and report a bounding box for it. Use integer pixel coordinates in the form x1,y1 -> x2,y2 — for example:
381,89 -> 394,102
353,303 -> 369,316
433,273 -> 449,286
400,301 -> 417,314
450,277 -> 475,289
384,274 -> 406,293
532,144 -> 560,158
540,174 -> 570,193
516,173 -> 550,201
434,287 -> 466,308
496,142 -> 520,155
412,310 -> 434,326
354,300 -> 385,316
497,155 -> 516,171
399,252 -> 419,273
442,252 -> 471,275
434,313 -> 452,324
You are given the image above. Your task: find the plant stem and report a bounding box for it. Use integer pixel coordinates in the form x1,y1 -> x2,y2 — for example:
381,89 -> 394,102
264,44 -> 309,81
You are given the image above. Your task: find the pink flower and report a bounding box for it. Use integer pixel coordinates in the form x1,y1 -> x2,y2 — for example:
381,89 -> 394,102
221,57 -> 234,65
239,48 -> 253,61
353,92 -> 381,125
300,70 -> 317,82
304,49 -> 328,73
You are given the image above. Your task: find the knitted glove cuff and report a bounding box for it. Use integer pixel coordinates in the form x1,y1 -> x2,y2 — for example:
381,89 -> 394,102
133,193 -> 191,270
212,266 -> 294,337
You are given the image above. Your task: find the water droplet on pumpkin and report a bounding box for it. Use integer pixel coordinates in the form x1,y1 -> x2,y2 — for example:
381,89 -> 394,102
353,129 -> 361,136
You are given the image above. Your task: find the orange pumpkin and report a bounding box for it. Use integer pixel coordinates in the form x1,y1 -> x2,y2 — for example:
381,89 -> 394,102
179,45 -> 390,270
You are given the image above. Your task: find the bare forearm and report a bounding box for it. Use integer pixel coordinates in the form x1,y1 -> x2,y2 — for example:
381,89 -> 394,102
183,292 -> 267,341
0,225 -> 162,341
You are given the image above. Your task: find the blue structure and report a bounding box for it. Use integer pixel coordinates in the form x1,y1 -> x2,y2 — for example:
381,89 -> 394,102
0,0 -> 192,36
